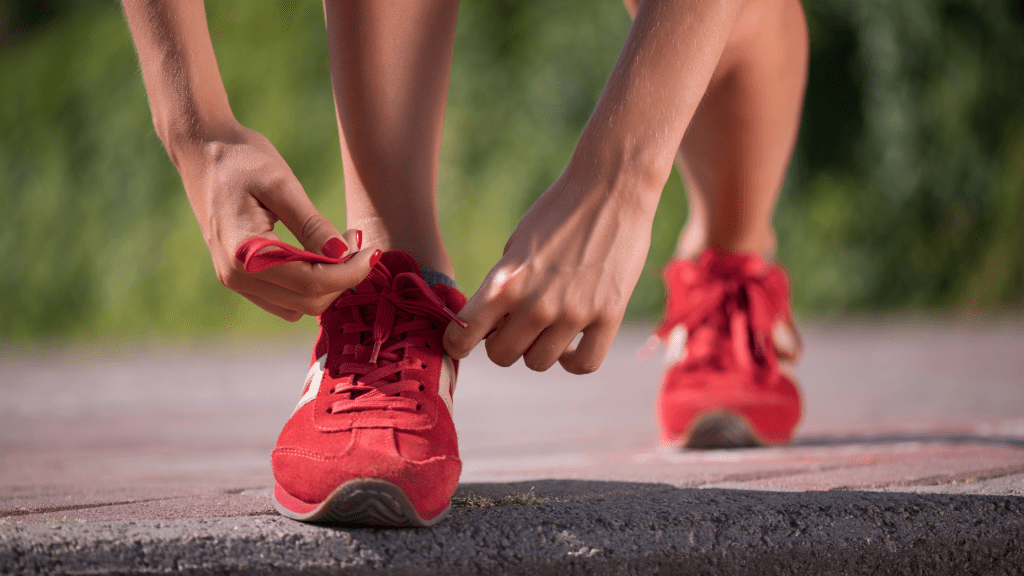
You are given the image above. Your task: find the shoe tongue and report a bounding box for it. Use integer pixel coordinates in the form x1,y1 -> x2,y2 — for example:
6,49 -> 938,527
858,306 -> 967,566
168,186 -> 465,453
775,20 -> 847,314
378,250 -> 422,277
432,283 -> 467,314
359,249 -> 467,312
352,250 -> 422,296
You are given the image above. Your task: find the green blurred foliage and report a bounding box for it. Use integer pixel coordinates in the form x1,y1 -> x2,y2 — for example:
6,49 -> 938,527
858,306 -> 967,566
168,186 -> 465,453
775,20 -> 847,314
785,0 -> 1024,311
0,0 -> 1021,343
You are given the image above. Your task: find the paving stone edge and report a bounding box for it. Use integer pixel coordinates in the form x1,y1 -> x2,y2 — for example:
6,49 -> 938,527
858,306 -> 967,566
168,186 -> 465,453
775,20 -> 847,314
2,483 -> 1023,575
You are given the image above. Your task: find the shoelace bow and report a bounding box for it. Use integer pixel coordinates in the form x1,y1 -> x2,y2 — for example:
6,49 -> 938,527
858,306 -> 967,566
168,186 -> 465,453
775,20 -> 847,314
645,260 -> 784,373
235,237 -> 466,414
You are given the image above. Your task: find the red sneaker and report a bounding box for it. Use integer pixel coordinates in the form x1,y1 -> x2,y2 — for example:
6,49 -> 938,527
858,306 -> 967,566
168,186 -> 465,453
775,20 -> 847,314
652,248 -> 803,449
236,240 -> 467,526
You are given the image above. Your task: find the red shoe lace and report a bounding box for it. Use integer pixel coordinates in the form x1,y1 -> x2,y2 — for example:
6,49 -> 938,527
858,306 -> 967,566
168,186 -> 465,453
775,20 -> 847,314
235,237 -> 353,270
235,237 -> 467,414
326,265 -> 465,414
647,256 -> 785,373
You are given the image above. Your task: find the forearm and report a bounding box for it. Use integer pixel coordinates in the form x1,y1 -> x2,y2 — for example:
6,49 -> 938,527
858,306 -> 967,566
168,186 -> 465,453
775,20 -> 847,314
121,0 -> 237,168
567,0 -> 746,213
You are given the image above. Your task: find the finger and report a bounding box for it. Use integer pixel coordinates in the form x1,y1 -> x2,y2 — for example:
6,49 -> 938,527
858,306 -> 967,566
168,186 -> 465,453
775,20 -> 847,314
522,322 -> 584,372
483,299 -> 554,368
248,247 -> 380,300
230,248 -> 380,315
327,229 -> 362,260
443,273 -> 514,360
246,276 -> 342,316
254,178 -> 346,258
341,229 -> 363,253
558,320 -> 618,375
231,269 -> 339,316
239,291 -> 303,322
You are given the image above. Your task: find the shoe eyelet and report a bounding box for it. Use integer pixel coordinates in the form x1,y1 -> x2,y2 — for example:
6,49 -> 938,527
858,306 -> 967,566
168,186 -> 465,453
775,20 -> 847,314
416,404 -> 421,411
419,385 -> 425,391
421,363 -> 427,370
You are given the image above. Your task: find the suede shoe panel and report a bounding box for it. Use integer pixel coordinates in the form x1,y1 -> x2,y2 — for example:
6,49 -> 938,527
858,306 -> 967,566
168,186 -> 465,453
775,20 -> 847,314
272,428 -> 460,512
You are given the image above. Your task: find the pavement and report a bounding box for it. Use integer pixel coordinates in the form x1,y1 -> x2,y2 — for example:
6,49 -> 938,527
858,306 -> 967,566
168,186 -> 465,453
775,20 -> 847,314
1,317 -> 1022,574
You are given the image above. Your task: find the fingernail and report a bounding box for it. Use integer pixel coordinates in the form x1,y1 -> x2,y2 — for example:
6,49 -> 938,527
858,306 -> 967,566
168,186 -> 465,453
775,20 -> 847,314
321,237 -> 347,259
356,230 -> 363,249
369,249 -> 382,268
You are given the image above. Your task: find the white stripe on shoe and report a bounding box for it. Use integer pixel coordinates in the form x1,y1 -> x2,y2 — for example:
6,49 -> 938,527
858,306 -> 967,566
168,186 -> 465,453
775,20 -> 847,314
438,355 -> 456,416
294,354 -> 327,415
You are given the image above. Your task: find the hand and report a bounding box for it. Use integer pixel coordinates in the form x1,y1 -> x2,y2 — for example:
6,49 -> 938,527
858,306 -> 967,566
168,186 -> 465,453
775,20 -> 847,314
176,125 -> 378,321
443,172 -> 655,374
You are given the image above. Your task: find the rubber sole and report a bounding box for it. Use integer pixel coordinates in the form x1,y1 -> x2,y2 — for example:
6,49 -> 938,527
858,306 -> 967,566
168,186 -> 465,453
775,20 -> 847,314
273,479 -> 451,528
679,411 -> 766,449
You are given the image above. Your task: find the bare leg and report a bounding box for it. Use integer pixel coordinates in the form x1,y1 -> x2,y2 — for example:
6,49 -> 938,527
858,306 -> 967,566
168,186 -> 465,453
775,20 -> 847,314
323,0 -> 460,277
625,0 -> 809,256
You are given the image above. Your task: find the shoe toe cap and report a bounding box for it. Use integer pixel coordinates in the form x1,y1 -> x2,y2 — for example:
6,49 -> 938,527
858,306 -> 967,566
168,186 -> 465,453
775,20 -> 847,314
272,428 -> 461,513
658,371 -> 802,445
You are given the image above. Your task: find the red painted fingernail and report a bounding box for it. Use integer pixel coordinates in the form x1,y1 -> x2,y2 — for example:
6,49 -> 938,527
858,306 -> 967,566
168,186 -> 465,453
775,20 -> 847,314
321,237 -> 347,259
369,249 -> 382,268
356,230 -> 363,249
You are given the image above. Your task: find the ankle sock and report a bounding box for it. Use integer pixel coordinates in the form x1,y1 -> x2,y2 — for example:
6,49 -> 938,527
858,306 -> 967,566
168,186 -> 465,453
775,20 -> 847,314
420,265 -> 457,289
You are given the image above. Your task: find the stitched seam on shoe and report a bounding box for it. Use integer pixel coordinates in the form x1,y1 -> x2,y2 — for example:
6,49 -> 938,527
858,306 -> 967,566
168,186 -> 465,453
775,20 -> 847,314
273,446 -> 458,465
315,407 -> 439,431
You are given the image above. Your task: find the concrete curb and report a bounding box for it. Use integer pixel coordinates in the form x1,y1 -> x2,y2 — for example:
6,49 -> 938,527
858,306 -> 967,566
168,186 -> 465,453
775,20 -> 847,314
3,481 -> 1022,575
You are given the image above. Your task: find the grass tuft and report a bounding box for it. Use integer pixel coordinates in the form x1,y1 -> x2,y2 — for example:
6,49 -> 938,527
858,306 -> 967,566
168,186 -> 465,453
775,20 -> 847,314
452,490 -> 549,508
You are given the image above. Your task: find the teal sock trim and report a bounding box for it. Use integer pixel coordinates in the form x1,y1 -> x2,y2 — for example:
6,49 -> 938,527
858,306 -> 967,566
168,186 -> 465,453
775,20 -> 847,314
420,266 -> 457,289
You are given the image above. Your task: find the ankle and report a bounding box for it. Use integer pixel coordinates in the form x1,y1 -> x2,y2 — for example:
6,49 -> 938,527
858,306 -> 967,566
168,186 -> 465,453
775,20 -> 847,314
678,227 -> 776,259
348,224 -> 454,278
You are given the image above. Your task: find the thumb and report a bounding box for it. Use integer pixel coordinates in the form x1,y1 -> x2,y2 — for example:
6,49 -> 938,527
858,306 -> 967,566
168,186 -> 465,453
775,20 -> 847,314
258,180 -> 348,258
443,312 -> 480,361
293,211 -> 348,259
443,277 -> 508,360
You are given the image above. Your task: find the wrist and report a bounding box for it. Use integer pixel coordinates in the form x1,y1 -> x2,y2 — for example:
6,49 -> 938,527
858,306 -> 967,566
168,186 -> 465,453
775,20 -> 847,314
159,114 -> 243,176
562,133 -> 670,219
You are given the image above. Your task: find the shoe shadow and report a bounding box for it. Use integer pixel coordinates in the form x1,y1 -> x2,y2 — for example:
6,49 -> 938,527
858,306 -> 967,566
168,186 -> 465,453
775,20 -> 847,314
793,432 -> 1024,448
